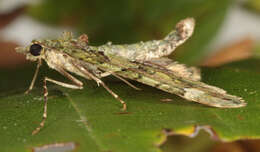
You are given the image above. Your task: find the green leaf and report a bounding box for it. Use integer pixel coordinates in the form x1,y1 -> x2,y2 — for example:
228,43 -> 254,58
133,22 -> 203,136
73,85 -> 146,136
1,58 -> 260,152
27,0 -> 232,64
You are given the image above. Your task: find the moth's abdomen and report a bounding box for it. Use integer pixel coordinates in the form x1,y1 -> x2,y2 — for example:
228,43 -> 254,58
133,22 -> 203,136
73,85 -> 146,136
99,18 -> 195,61
164,18 -> 195,47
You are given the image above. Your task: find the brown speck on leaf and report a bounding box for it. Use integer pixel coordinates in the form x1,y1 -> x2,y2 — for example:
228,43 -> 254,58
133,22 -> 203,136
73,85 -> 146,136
237,114 -> 244,120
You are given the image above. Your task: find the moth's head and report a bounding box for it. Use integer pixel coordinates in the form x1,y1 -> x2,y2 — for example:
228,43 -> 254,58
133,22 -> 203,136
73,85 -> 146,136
16,32 -> 89,62
16,40 -> 46,62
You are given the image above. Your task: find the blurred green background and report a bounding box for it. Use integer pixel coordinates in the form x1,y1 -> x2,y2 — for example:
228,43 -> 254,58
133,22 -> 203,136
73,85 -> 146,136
26,0 -> 231,64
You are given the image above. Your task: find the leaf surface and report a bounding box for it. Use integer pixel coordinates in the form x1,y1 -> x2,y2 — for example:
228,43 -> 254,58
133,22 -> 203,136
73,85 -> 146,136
1,59 -> 260,152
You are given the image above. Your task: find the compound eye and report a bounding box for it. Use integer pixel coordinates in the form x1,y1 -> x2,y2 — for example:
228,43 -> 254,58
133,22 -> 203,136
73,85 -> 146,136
30,44 -> 42,56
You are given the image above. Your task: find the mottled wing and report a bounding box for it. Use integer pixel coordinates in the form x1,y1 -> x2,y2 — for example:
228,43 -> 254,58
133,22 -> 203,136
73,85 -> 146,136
108,59 -> 246,108
143,58 -> 201,81
64,39 -> 246,108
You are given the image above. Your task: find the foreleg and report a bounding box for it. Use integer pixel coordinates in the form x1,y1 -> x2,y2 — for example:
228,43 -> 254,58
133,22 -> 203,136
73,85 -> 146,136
32,68 -> 83,135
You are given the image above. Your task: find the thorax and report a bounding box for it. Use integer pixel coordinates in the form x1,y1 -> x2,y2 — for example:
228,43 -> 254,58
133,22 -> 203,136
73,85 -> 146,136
44,50 -> 87,78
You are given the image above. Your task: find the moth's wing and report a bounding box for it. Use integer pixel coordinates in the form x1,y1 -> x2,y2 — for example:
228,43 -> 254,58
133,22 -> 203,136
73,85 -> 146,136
144,58 -> 201,81
132,59 -> 246,108
64,47 -> 110,78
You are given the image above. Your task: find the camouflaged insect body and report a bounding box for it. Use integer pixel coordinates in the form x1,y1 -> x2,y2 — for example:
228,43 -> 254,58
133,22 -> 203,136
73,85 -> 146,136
17,18 -> 246,109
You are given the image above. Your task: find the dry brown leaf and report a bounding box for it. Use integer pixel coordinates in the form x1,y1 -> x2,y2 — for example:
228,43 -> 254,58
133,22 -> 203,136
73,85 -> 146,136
211,142 -> 245,152
201,37 -> 254,67
0,41 -> 26,68
0,7 -> 25,30
238,140 -> 260,152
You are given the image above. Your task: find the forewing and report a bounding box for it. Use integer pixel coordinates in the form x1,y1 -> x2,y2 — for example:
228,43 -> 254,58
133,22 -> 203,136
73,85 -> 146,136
142,58 -> 201,81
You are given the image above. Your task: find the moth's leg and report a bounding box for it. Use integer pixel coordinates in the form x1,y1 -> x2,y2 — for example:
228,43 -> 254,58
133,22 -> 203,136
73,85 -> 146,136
32,69 -> 83,135
56,67 -> 84,88
111,73 -> 141,90
74,64 -> 127,111
25,59 -> 42,94
100,71 -> 141,90
100,71 -> 111,77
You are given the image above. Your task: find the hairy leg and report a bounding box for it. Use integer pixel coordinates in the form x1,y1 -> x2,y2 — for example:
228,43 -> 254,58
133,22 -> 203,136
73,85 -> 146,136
74,63 -> 127,111
100,71 -> 141,90
25,59 -> 42,94
32,68 -> 83,135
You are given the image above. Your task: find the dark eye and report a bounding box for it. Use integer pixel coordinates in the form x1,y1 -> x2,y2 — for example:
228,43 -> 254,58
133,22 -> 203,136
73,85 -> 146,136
30,44 -> 42,56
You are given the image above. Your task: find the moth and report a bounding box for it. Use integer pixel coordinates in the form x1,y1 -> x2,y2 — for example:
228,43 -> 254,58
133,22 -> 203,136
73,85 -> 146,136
16,18 -> 246,135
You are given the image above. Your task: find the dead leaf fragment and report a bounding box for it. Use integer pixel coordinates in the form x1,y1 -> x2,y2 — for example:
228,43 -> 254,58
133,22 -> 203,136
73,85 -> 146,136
0,7 -> 25,30
0,41 -> 26,68
201,37 -> 254,67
